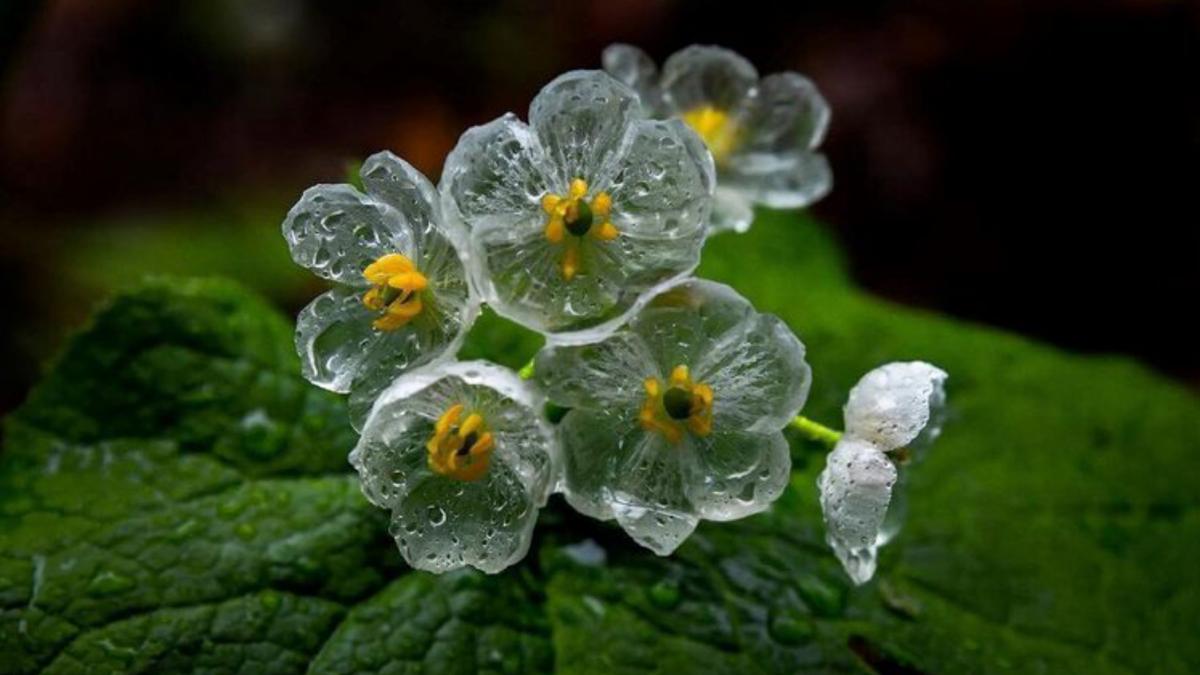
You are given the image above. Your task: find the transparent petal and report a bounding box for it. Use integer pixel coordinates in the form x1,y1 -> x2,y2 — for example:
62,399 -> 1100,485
473,215 -> 627,336
737,72 -> 830,155
602,226 -> 705,291
282,184 -> 419,286
295,287 -> 379,393
389,461 -> 536,574
602,43 -> 664,113
817,438 -> 897,585
440,114 -> 553,235
707,187 -> 754,234
843,361 -> 949,451
628,279 -> 756,382
606,119 -> 715,238
685,429 -> 791,521
659,45 -> 758,114
350,361 -> 557,574
360,151 -> 441,236
534,333 -> 657,410
529,70 -> 641,189
722,149 -> 832,209
606,430 -> 698,555
698,314 -> 811,434
557,408 -> 637,521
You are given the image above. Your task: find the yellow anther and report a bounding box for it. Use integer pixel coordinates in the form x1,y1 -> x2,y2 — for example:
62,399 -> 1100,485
592,192 -> 612,218
361,253 -> 426,331
593,221 -> 619,241
681,105 -> 739,163
561,242 -> 580,281
670,365 -> 690,386
639,365 -> 714,443
545,216 -> 565,243
541,178 -> 618,280
426,404 -> 494,481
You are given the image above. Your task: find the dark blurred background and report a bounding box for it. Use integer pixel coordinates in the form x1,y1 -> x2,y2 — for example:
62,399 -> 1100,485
2,0 -> 1197,415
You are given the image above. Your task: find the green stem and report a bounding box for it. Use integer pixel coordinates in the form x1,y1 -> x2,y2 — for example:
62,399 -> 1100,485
789,415 -> 842,448
518,359 -> 535,380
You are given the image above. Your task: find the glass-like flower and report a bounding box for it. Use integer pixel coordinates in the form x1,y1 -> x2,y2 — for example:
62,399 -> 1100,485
603,44 -> 831,233
817,361 -> 948,585
534,279 -> 811,555
283,152 -> 478,428
440,70 -> 715,342
349,360 -> 557,574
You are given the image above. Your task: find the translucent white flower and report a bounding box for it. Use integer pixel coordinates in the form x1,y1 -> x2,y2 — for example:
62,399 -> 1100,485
604,44 -> 831,233
440,70 -> 715,342
817,361 -> 948,585
534,279 -> 811,555
283,152 -> 478,428
349,361 -> 557,574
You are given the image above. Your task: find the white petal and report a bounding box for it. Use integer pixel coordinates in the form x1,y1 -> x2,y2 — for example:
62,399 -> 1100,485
360,151 -> 442,235
817,438 -> 897,585
737,72 -> 830,154
707,187 -> 754,234
440,114 -> 553,236
628,278 -> 756,375
294,287 -> 378,393
529,70 -> 642,189
534,333 -> 657,410
556,408 -> 637,521
685,430 -> 791,522
282,184 -> 418,285
660,45 -> 758,114
606,430 -> 698,556
698,313 -> 811,434
607,119 -> 715,238
722,149 -> 832,209
843,361 -> 949,451
350,361 -> 558,574
601,43 -> 663,112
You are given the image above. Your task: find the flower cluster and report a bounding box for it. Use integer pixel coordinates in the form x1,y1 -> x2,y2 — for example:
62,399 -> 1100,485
282,44 -> 946,581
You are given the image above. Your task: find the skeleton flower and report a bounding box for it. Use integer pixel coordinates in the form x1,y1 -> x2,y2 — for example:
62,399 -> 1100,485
349,361 -> 557,574
534,279 -> 811,555
817,362 -> 948,585
283,152 -> 477,428
440,70 -> 715,342
603,44 -> 831,234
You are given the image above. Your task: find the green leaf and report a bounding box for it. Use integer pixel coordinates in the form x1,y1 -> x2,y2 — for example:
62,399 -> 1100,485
3,210 -> 1198,674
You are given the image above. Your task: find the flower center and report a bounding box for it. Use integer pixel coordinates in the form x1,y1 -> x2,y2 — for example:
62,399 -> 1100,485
541,178 -> 619,281
639,365 -> 714,444
426,403 -> 495,481
361,253 -> 428,331
681,105 -> 739,163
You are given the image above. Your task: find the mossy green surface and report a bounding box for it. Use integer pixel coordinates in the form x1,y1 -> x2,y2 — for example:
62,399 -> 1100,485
2,212 -> 1197,673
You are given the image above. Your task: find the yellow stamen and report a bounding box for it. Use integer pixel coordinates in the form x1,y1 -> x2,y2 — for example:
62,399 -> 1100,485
562,240 -> 580,281
680,105 -> 739,163
426,404 -> 494,481
361,252 -> 427,331
540,178 -> 619,280
639,365 -> 714,443
592,221 -> 619,241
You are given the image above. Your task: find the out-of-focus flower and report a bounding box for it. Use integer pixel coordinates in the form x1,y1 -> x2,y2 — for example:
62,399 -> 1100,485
817,362 -> 948,584
283,152 -> 477,428
604,44 -> 831,233
349,361 -> 557,574
440,70 -> 714,342
534,279 -> 811,555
